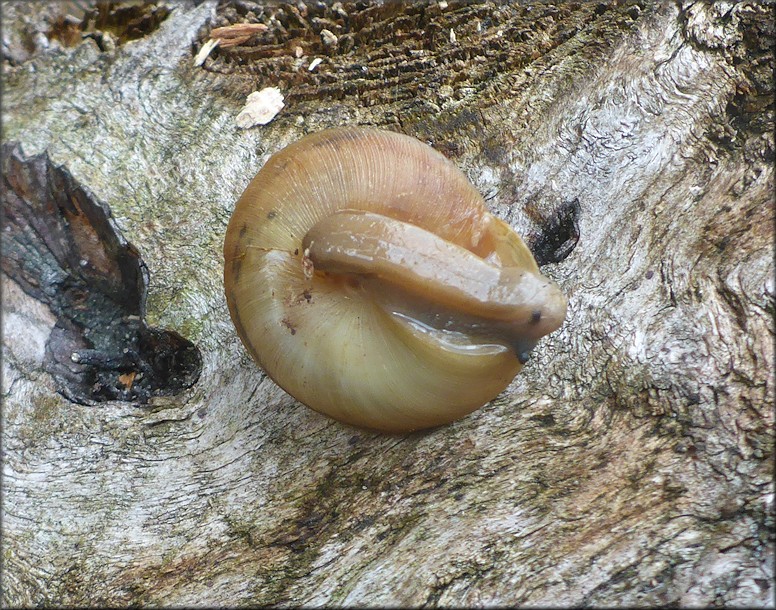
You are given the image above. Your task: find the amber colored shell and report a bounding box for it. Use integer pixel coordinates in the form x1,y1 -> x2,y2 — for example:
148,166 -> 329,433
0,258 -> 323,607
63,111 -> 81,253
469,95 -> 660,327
224,128 -> 566,432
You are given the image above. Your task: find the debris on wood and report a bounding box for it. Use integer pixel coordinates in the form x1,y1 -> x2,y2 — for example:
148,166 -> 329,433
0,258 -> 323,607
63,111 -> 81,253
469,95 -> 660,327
195,23 -> 269,67
320,28 -> 338,49
235,87 -> 285,128
118,371 -> 137,390
210,23 -> 268,47
193,37 -> 219,66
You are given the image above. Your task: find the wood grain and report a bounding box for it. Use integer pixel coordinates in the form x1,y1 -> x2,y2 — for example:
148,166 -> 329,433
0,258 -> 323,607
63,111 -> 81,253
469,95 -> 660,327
1,0 -> 772,606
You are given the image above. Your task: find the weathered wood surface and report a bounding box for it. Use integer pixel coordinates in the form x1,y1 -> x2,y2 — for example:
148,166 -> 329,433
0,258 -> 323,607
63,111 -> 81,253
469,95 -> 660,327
2,1 -> 773,606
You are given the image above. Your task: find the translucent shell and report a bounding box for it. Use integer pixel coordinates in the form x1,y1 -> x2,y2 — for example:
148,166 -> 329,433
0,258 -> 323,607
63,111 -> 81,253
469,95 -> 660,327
223,128 -> 566,432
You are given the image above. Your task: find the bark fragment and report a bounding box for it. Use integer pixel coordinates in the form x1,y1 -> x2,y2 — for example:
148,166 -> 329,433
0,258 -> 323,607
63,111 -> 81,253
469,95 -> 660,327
1,143 -> 201,404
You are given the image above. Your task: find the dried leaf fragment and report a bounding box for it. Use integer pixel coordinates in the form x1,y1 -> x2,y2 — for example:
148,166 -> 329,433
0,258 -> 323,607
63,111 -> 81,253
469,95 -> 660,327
195,23 -> 269,66
210,23 -> 268,48
236,87 -> 285,129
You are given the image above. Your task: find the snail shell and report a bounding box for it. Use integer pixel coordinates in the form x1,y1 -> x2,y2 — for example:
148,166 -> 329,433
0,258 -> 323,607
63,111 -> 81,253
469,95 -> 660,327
224,128 -> 567,432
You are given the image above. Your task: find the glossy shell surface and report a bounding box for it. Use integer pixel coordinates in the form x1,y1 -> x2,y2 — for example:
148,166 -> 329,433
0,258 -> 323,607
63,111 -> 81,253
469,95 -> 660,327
224,128 -> 566,432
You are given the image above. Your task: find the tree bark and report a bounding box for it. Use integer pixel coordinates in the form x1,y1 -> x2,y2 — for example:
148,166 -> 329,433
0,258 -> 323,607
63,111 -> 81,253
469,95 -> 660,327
2,0 -> 773,607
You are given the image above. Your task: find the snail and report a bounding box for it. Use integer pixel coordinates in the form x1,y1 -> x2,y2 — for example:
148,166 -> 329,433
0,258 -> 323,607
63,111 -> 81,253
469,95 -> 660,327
223,127 -> 567,433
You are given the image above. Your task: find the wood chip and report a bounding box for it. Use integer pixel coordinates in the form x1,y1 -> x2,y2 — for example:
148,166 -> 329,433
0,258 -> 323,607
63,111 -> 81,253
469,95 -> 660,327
235,87 -> 285,128
193,38 -> 220,66
320,29 -> 338,48
210,23 -> 268,48
118,371 -> 137,389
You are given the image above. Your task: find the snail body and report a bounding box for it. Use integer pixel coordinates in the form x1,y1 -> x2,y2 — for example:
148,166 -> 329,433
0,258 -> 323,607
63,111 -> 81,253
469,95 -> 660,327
224,128 -> 566,432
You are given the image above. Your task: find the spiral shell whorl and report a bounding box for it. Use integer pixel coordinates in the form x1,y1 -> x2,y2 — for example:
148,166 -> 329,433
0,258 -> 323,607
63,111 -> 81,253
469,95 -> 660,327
224,128 -> 566,432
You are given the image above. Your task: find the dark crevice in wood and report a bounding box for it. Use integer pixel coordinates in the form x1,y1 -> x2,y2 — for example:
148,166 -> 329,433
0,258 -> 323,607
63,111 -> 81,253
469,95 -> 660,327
54,1 -> 172,48
527,198 -> 581,266
2,1 -> 173,66
1,142 -> 201,405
